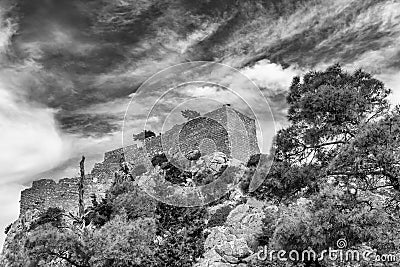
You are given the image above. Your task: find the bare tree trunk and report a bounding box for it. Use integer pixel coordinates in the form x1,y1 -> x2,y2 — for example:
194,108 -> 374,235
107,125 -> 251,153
78,156 -> 85,219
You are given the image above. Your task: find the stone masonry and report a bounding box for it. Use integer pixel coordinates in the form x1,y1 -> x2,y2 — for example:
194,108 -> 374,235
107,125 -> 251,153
19,106 -> 260,216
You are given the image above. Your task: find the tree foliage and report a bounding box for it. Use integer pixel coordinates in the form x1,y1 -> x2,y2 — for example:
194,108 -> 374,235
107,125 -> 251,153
181,109 -> 201,120
30,207 -> 65,231
252,64 -> 400,267
4,223 -> 12,234
9,64 -> 400,267
154,203 -> 207,267
25,226 -> 91,267
18,164 -> 207,267
89,215 -> 157,267
85,195 -> 113,228
132,130 -> 156,141
254,64 -> 391,200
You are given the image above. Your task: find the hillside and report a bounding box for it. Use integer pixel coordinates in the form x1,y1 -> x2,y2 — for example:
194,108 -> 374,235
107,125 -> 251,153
2,65 -> 400,266
1,0 -> 400,266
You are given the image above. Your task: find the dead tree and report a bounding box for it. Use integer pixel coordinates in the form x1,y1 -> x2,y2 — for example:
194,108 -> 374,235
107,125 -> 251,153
78,156 -> 85,219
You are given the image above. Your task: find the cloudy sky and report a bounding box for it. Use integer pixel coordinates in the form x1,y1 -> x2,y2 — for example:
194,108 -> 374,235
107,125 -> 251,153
1,0 -> 400,248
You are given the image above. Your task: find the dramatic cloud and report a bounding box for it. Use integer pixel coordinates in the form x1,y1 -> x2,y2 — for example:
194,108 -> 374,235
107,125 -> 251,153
2,0 -> 400,249
241,60 -> 301,123
0,1 -> 66,185
241,60 -> 299,92
0,88 -> 68,184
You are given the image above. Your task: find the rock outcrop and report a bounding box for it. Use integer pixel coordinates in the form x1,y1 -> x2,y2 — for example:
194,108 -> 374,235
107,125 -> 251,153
1,105 -> 263,266
196,196 -> 269,267
1,210 -> 39,266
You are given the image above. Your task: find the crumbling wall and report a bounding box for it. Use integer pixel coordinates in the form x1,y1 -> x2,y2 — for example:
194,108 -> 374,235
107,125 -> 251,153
178,117 -> 230,156
143,105 -> 259,160
144,135 -> 163,157
20,176 -> 112,215
19,106 -> 259,216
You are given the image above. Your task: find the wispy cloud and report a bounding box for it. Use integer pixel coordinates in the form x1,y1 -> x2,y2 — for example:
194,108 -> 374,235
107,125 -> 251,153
0,88 -> 69,184
2,0 -> 400,250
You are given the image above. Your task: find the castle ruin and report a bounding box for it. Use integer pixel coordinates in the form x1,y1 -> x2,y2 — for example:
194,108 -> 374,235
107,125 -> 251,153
19,105 -> 259,216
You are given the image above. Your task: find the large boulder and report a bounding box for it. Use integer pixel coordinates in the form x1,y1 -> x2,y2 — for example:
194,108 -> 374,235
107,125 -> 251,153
0,210 -> 44,267
185,149 -> 202,161
208,152 -> 228,174
195,198 -> 270,267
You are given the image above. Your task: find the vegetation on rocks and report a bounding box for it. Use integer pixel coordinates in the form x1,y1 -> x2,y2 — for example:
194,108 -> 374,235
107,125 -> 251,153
250,65 -> 400,267
3,65 -> 400,267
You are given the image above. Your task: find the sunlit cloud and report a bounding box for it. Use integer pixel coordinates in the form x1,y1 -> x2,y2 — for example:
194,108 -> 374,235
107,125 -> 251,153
2,0 -> 400,250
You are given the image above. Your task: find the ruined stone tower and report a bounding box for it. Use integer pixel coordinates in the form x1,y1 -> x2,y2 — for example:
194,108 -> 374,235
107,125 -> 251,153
19,106 -> 259,216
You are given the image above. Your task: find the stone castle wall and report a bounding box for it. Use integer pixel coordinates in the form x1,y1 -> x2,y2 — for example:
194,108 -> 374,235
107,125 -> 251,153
19,147 -> 128,215
144,135 -> 163,157
19,144 -> 151,215
143,105 -> 259,160
178,117 -> 230,156
228,108 -> 260,161
19,106 -> 260,216
20,176 -> 112,215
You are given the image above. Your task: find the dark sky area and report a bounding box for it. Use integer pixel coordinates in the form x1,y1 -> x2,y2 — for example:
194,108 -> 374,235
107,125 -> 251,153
1,0 -> 400,248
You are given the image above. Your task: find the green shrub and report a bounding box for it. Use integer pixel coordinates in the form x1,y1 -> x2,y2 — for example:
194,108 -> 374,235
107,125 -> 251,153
4,223 -> 12,234
154,203 -> 207,266
207,205 -> 233,228
247,153 -> 261,167
30,207 -> 64,230
85,196 -> 114,227
132,164 -> 147,177
112,190 -> 156,220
